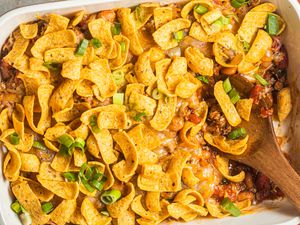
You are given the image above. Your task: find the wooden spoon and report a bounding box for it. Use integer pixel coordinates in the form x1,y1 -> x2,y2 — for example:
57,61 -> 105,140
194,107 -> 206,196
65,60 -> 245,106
226,75 -> 300,211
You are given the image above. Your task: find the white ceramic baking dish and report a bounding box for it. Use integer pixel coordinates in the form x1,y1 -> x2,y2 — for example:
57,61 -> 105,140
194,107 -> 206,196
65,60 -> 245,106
0,0 -> 299,224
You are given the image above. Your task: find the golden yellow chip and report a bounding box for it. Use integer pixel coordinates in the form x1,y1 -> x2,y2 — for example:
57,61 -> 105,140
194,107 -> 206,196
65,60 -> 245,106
185,47 -> 213,76
20,153 -> 40,172
45,14 -> 70,34
154,7 -> 173,29
50,200 -> 77,225
20,23 -> 38,39
44,48 -> 76,63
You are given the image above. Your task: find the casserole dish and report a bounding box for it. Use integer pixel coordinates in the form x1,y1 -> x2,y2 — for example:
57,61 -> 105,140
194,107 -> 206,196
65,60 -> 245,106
0,0 -> 299,224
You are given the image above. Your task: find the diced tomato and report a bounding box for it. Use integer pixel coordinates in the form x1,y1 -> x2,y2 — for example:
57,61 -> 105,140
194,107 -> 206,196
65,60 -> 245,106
250,84 -> 263,104
260,107 -> 273,118
188,113 -> 201,124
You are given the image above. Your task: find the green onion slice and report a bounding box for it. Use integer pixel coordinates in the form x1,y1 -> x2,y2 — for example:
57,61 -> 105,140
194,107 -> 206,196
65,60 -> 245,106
91,38 -> 102,48
211,19 -> 223,33
41,202 -> 53,214
228,127 -> 247,140
43,61 -> 61,72
197,75 -> 209,84
230,0 -> 244,8
79,163 -> 93,180
112,22 -> 121,35
63,172 -> 77,182
194,4 -> 208,15
80,176 -> 95,192
113,93 -> 124,105
72,137 -> 86,153
228,88 -> 240,104
58,134 -> 74,148
11,201 -> 23,214
254,74 -> 269,86
32,141 -> 47,151
266,13 -> 279,36
152,88 -> 163,100
120,41 -> 126,52
173,30 -> 184,42
59,144 -> 71,156
223,78 -> 232,93
100,189 -> 122,205
91,179 -> 105,191
101,211 -> 110,216
89,115 -> 101,133
133,112 -> 147,122
76,39 -> 89,56
220,197 -> 241,217
219,16 -> 230,25
9,132 -> 20,145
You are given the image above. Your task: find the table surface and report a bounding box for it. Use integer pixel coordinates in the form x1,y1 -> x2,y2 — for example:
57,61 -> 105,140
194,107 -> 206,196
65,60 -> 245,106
0,0 -> 63,16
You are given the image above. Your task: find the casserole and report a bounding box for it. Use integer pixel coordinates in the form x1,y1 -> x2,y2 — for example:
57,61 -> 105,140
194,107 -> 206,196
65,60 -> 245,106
0,0 -> 299,224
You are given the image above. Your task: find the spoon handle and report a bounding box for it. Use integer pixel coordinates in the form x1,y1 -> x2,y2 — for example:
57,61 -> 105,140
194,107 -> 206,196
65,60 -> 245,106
243,140 -> 300,212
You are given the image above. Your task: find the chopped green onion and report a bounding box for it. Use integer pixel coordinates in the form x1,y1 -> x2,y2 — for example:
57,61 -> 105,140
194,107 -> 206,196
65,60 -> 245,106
101,211 -> 110,216
76,39 -> 89,56
112,22 -> 121,35
220,197 -> 241,217
133,112 -> 147,122
100,189 -> 121,205
80,176 -> 95,192
91,179 -> 105,191
120,41 -> 126,52
9,132 -> 20,145
194,4 -> 208,15
59,144 -> 71,156
223,78 -> 232,93
72,137 -> 85,153
41,202 -> 53,214
211,19 -> 223,33
228,88 -> 240,104
219,16 -> 230,25
92,170 -> 104,181
63,172 -> 77,182
32,141 -> 47,151
230,0 -> 244,8
43,61 -> 61,72
112,70 -> 125,86
228,128 -> 247,140
266,14 -> 279,36
91,38 -> 102,49
152,88 -> 163,100
243,41 -> 250,52
11,201 -> 22,214
197,75 -> 209,84
20,212 -> 32,225
113,93 -> 124,105
173,30 -> 184,42
254,74 -> 269,86
79,163 -> 93,180
90,115 -> 101,133
58,134 -> 74,148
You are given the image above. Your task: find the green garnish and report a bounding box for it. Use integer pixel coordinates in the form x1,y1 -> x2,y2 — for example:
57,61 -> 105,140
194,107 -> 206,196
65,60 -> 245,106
228,88 -> 240,104
220,197 -> 241,217
266,13 -> 279,36
58,134 -> 74,148
76,39 -> 89,56
63,172 -> 77,182
43,61 -> 61,72
91,38 -> 102,48
223,78 -> 232,93
230,0 -> 247,8
91,179 -> 105,192
101,211 -> 110,216
11,201 -> 24,214
211,19 -> 223,33
80,176 -> 95,192
113,93 -> 124,105
112,22 -> 121,35
243,41 -> 250,52
112,70 -> 125,86
32,141 -> 47,151
254,74 -> 269,86
100,189 -> 122,205
194,4 -> 208,15
197,75 -> 209,84
228,128 -> 247,140
120,41 -> 126,52
133,112 -> 147,122
72,137 -> 86,153
173,30 -> 184,42
9,132 -> 20,145
41,202 -> 53,214
90,115 -> 101,133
